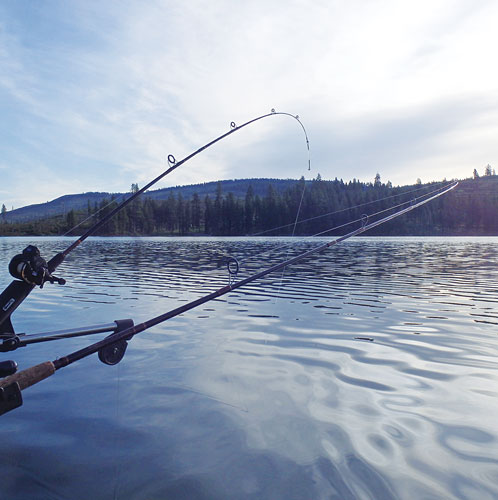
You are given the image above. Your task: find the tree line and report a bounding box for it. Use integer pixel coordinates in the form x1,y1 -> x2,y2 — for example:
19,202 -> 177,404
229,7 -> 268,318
1,175 -> 497,237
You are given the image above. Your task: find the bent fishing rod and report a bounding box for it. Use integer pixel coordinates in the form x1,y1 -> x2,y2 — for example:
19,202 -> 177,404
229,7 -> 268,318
0,181 -> 458,416
0,110 -> 309,338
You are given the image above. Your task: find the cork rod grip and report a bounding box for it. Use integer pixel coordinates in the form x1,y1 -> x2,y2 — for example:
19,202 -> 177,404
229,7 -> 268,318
0,361 -> 55,391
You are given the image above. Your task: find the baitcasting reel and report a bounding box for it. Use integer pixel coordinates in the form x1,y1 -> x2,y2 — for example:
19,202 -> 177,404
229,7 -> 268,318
9,246 -> 66,288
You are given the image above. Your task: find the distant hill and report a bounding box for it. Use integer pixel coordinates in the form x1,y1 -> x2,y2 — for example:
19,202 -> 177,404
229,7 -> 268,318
2,175 -> 497,237
3,178 -> 301,223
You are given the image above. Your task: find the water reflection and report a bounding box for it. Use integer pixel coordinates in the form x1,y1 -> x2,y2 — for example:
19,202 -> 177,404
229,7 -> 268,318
0,236 -> 498,499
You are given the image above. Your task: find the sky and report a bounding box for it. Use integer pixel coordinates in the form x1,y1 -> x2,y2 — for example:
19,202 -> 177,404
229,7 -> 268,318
1,0 -> 497,209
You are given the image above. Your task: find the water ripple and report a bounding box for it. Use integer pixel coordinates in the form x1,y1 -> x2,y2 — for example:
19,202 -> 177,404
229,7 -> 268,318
1,236 -> 498,499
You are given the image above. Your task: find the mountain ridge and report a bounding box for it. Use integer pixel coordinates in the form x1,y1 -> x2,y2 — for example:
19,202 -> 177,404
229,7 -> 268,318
3,178 -> 301,223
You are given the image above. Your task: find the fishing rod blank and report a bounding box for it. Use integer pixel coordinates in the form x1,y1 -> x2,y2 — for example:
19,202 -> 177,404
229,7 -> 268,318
0,181 -> 458,416
0,110 -> 309,337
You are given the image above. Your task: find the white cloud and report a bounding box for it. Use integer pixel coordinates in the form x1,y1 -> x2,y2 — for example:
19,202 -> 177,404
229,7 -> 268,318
1,0 -> 498,207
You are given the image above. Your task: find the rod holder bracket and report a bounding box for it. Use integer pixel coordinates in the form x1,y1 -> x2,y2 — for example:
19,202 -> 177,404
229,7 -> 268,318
98,319 -> 134,366
0,335 -> 22,353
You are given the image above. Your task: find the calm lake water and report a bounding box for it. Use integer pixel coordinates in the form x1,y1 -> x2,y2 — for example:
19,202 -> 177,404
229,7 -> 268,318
1,236 -> 498,500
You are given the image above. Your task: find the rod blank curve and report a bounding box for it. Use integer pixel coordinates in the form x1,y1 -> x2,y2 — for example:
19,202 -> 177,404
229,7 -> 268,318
58,111 -> 310,261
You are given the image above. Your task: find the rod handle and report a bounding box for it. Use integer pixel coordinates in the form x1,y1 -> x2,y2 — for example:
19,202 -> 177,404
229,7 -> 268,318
0,361 -> 55,391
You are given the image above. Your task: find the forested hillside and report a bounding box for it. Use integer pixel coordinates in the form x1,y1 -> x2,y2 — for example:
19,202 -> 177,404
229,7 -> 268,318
1,175 -> 497,237
2,178 -> 296,223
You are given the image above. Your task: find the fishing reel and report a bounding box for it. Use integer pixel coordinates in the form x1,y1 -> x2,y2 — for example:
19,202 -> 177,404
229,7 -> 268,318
9,246 -> 66,288
98,319 -> 134,366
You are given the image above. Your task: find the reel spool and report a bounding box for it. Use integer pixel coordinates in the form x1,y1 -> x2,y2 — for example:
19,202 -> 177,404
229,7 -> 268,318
97,319 -> 134,366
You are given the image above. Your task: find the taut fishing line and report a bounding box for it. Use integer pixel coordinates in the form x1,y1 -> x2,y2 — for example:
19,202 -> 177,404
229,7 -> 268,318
231,181 -> 456,285
63,195 -> 127,237
274,156 -> 310,301
257,182 -> 452,300
112,362 -> 123,500
249,180 -> 449,238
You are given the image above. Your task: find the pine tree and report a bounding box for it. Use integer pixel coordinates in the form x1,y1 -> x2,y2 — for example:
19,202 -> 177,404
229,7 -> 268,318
213,182 -> 223,235
204,195 -> 213,234
166,193 -> 177,233
191,193 -> 201,231
244,185 -> 255,234
66,209 -> 76,230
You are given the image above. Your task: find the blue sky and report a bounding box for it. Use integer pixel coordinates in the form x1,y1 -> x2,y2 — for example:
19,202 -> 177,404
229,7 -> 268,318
1,0 -> 497,209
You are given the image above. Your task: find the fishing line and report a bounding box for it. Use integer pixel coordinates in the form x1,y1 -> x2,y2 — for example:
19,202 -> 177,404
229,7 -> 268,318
249,180 -> 448,237
230,188 -> 453,303
112,362 -> 123,500
274,160 -> 309,301
309,182 -> 452,238
62,196 -> 127,237
232,180 -> 454,280
239,181 -> 449,273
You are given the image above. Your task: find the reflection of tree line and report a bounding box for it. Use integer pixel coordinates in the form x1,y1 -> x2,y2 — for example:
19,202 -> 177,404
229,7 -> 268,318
1,175 -> 497,236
